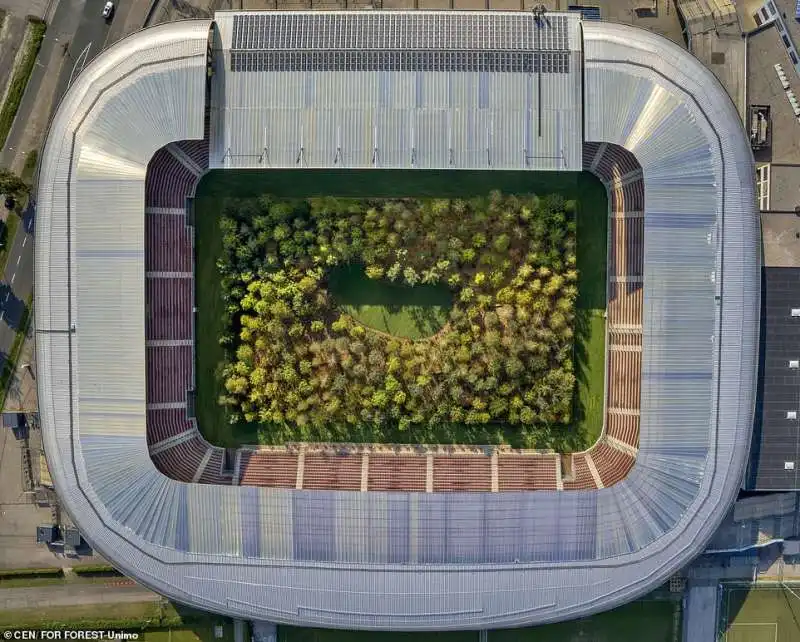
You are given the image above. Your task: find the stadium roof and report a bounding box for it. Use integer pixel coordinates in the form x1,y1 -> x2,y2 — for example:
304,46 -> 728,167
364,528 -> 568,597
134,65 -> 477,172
36,12 -> 758,629
210,11 -> 583,170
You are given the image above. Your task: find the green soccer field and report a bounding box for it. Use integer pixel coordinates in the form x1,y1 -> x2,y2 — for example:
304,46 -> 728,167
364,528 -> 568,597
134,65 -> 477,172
278,599 -> 677,642
193,169 -> 608,450
719,585 -> 800,642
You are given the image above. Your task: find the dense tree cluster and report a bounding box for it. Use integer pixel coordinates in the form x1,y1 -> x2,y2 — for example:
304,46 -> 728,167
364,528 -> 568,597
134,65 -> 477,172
216,191 -> 578,439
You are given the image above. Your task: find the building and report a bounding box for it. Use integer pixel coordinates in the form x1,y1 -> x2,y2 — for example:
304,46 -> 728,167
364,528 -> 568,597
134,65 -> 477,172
35,11 -> 758,630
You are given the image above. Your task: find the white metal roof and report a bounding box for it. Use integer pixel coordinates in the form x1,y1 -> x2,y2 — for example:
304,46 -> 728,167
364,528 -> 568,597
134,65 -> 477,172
36,13 -> 758,630
209,11 -> 583,171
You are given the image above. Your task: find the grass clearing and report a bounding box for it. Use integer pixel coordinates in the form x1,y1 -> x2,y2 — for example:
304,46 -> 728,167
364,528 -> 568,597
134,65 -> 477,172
0,17 -> 46,148
327,263 -> 453,340
719,585 -> 800,642
195,170 -> 607,450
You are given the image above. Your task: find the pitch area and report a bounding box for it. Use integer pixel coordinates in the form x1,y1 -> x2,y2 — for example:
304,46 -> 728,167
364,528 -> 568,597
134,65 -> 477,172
193,170 -> 607,451
719,585 -> 800,642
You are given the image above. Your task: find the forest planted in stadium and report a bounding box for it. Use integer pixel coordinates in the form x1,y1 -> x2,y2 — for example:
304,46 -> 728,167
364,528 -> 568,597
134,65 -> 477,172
194,170 -> 608,452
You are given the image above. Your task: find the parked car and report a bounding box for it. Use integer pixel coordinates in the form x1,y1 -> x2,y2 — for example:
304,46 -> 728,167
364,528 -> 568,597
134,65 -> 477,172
102,2 -> 114,19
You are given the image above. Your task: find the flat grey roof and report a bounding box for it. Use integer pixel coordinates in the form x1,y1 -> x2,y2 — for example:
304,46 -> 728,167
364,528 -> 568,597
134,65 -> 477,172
36,13 -> 759,629
765,164 -> 800,213
761,212 -> 800,266
746,267 -> 800,490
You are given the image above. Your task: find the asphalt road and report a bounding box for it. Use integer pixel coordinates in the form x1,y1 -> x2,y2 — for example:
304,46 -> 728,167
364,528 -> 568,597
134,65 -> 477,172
0,1 -> 140,370
0,202 -> 34,362
52,0 -> 141,120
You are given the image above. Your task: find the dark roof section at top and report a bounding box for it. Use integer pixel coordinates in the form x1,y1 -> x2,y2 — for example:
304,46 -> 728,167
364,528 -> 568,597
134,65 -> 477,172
228,12 -> 572,73
231,12 -> 570,50
747,267 -> 800,490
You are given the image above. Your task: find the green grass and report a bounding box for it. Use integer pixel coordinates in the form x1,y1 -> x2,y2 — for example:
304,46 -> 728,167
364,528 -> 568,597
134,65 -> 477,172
0,601 -> 176,630
492,600 -> 676,642
572,171 -> 608,445
194,169 -> 607,450
0,18 -> 46,148
0,599 -> 229,633
279,600 -> 675,642
719,586 -> 800,642
327,264 -> 452,340
140,623 -> 234,642
574,309 -> 607,444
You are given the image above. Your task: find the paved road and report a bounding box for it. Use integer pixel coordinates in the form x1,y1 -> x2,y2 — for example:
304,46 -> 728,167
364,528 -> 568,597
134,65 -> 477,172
51,0 -> 141,122
0,0 -> 139,377
0,202 -> 33,361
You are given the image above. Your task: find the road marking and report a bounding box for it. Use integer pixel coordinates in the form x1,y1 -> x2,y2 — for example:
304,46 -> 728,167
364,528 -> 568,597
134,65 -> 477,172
22,236 -> 26,247
1,311 -> 5,322
4,293 -> 9,303
10,273 -> 15,285
15,255 -> 20,266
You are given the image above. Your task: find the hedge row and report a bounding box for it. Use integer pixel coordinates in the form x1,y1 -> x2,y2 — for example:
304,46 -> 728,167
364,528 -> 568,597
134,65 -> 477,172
0,567 -> 63,578
72,564 -> 120,575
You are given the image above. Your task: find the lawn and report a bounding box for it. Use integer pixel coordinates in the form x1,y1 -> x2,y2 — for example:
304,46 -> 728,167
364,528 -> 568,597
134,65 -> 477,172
0,598 -> 232,634
719,585 -> 800,642
141,622 -> 234,642
327,264 -> 453,340
279,599 -> 676,642
194,169 -> 607,450
491,599 -> 677,642
0,600 -> 173,630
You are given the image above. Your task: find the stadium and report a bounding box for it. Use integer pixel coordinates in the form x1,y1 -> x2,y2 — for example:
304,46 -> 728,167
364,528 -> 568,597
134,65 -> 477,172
35,9 -> 758,631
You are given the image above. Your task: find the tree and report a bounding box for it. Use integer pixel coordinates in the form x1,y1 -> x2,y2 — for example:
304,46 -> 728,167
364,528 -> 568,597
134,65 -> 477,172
0,169 -> 29,197
217,191 -> 581,436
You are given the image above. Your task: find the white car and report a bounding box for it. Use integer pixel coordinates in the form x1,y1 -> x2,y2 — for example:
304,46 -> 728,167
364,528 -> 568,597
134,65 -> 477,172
102,1 -> 114,18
